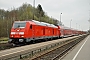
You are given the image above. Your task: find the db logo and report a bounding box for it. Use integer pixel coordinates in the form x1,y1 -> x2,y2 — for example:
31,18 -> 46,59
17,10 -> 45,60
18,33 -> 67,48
15,32 -> 19,34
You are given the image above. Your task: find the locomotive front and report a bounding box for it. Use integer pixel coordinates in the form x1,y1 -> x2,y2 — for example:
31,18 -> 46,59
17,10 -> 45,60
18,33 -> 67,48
9,21 -> 26,44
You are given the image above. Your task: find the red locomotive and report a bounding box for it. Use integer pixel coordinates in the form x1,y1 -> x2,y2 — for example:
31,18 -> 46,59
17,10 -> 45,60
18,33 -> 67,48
8,20 -> 86,45
9,20 -> 60,44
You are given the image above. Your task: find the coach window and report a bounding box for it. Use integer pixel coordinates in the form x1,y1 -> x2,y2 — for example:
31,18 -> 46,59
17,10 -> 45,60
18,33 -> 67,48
30,24 -> 32,29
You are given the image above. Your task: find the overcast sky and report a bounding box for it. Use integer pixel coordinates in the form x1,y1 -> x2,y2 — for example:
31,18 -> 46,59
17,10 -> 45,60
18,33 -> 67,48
0,0 -> 90,31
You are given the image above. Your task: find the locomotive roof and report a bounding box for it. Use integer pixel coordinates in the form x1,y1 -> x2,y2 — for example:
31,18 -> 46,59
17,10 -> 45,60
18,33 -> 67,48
14,20 -> 58,28
31,20 -> 46,26
32,20 -> 58,28
14,21 -> 36,25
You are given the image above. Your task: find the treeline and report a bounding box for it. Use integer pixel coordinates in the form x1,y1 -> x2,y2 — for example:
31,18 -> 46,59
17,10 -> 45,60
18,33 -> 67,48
0,3 -> 59,37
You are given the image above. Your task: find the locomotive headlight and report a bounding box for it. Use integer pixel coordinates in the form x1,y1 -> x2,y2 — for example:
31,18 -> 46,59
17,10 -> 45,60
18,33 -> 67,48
19,39 -> 23,42
11,32 -> 15,34
21,36 -> 24,37
11,35 -> 14,37
19,32 -> 24,35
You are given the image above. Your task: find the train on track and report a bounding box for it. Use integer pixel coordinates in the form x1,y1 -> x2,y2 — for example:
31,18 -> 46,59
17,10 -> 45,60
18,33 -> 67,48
8,20 -> 86,45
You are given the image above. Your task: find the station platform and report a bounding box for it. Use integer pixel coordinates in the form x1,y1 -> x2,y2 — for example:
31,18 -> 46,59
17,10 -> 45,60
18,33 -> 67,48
61,35 -> 90,60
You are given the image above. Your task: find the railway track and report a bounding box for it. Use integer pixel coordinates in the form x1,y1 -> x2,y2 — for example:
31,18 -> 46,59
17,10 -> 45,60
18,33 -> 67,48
32,35 -> 87,60
0,39 -> 55,51
0,37 -> 63,51
0,43 -> 13,51
0,39 -> 48,51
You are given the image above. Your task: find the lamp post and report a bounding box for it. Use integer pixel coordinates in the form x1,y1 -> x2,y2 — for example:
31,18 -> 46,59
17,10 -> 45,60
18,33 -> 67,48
76,23 -> 77,29
60,13 -> 62,25
79,25 -> 80,30
70,19 -> 72,28
88,19 -> 90,30
33,0 -> 35,20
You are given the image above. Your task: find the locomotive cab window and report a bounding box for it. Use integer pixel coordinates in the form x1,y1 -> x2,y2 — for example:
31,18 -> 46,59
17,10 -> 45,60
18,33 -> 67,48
30,24 -> 32,29
13,22 -> 26,28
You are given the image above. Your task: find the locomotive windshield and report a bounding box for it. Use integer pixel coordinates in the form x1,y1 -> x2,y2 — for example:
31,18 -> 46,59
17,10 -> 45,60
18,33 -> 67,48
13,22 -> 26,28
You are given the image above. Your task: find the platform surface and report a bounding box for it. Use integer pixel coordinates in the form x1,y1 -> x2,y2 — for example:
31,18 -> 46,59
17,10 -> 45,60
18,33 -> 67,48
61,35 -> 90,60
